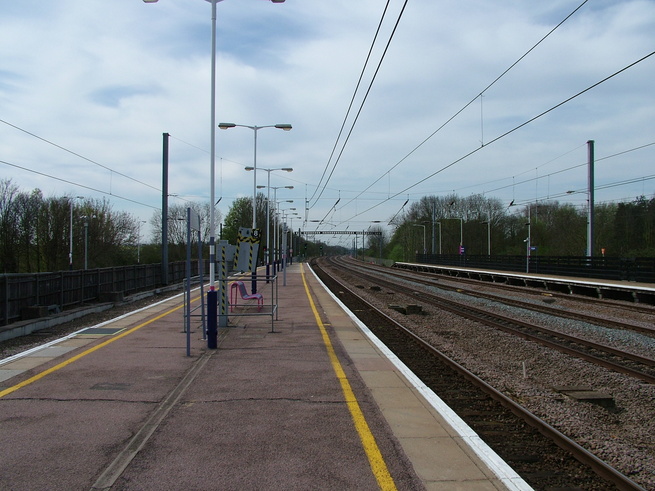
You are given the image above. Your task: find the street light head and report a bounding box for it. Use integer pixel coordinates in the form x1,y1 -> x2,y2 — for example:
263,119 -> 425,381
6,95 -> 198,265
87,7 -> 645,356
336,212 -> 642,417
245,166 -> 254,171
257,185 -> 266,189
218,122 -> 236,130
275,124 -> 292,131
285,186 -> 294,190
282,167 -> 293,172
143,0 -> 158,3
271,0 -> 286,3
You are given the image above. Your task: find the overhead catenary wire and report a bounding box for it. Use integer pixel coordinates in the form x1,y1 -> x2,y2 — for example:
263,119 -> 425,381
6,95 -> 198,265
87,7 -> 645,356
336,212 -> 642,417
308,0 -> 409,210
0,118 -> 160,192
334,50 -> 655,227
0,122 -> 210,209
337,0 -> 592,215
0,159 -> 159,210
307,0 -> 392,206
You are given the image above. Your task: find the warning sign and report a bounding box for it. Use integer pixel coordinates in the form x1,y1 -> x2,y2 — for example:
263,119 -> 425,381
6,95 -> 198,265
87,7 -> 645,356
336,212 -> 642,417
234,227 -> 261,272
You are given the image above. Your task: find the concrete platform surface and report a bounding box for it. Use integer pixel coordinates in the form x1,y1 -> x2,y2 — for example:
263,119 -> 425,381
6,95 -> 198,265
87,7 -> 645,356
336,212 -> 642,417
0,262 -> 530,490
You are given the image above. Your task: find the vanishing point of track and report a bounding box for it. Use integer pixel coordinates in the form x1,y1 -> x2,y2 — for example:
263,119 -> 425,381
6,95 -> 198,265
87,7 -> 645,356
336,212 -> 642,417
312,256 -> 646,490
333,257 -> 655,385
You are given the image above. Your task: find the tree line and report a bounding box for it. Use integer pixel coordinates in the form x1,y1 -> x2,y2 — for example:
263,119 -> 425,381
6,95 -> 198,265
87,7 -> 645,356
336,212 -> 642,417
3,177 -> 652,274
365,193 -> 655,262
0,179 -> 144,273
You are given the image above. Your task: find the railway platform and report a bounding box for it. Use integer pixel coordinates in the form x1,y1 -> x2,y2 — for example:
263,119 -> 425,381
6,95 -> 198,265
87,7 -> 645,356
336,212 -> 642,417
0,262 -> 529,490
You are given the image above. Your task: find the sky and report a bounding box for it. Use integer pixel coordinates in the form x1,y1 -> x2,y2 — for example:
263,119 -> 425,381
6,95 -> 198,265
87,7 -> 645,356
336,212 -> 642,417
1,0 -> 654,246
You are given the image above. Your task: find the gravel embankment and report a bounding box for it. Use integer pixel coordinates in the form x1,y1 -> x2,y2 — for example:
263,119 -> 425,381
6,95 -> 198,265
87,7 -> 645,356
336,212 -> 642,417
329,265 -> 655,490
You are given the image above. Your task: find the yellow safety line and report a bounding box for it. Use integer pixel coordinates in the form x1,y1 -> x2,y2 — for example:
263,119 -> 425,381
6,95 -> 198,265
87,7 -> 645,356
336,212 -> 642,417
0,300 -> 188,399
300,264 -> 397,491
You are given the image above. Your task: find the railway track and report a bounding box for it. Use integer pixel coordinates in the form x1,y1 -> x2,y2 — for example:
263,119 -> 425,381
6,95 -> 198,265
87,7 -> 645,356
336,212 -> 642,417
380,260 -> 655,336
312,256 -> 646,490
333,256 -> 655,384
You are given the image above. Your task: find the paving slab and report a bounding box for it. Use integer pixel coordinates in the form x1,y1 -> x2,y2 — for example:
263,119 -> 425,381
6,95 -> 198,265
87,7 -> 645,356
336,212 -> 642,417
0,263 -> 526,491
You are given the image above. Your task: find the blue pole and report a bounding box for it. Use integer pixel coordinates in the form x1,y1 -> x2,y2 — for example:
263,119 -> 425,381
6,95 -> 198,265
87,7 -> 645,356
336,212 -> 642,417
207,290 -> 218,349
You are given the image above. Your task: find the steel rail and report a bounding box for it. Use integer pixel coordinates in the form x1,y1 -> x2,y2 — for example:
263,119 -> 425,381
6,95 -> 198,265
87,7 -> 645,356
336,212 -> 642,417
334,257 -> 655,384
358,258 -> 655,335
317,257 -> 645,491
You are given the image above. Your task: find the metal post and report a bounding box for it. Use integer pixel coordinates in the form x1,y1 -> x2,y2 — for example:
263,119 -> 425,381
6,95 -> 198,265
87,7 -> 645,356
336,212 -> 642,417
84,220 -> 89,270
526,205 -> 531,273
282,222 -> 288,286
185,207 -> 192,357
487,213 -> 491,256
459,218 -> 463,249
251,128 -> 258,294
266,172 -> 271,282
206,0 -> 218,349
431,201 -> 436,254
69,201 -> 74,270
587,140 -> 595,257
438,222 -> 442,255
162,132 -> 169,285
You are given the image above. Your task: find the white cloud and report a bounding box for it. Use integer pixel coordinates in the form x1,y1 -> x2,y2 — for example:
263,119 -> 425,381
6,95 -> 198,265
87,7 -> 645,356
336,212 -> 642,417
1,0 -> 653,242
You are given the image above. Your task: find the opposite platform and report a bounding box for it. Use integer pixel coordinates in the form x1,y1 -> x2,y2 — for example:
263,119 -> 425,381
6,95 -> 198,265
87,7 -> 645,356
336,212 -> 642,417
0,263 -> 529,490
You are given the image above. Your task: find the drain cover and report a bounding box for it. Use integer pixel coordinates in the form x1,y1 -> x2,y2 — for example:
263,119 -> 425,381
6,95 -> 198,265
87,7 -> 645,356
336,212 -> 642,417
79,327 -> 125,336
91,382 -> 132,391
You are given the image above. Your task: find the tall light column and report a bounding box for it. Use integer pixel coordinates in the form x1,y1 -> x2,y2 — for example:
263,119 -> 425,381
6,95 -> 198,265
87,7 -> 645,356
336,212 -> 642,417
219,122 -> 292,293
248,167 -> 292,276
587,140 -> 595,257
69,196 -> 83,270
412,224 -> 426,255
144,0 -> 287,346
274,198 -> 293,269
219,124 -> 292,230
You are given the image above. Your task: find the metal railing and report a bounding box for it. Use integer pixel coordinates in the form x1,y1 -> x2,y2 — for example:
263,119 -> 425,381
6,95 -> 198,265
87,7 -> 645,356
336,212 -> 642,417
0,261 -> 202,327
415,254 -> 655,283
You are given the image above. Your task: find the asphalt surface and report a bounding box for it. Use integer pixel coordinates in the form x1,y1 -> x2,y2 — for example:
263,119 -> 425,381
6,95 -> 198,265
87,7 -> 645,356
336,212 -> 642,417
0,265 -> 423,490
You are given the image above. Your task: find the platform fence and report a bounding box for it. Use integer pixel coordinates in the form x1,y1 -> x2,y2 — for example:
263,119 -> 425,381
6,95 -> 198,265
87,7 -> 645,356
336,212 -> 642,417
0,260 -> 205,327
415,254 -> 655,283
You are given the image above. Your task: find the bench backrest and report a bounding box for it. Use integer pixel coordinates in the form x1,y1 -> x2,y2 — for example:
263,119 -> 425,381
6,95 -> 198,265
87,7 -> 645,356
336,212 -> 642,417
237,281 -> 250,298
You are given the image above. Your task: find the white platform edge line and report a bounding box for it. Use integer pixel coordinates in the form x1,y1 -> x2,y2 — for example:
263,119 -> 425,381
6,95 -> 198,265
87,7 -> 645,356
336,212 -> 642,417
0,289 -> 187,367
308,264 -> 533,491
402,262 -> 655,292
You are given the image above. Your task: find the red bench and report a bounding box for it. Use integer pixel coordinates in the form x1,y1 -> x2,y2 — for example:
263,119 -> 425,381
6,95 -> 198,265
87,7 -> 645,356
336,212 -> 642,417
230,281 -> 264,312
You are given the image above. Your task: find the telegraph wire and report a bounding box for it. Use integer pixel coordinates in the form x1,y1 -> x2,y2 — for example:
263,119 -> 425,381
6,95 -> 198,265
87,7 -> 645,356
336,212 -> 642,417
0,118 -> 160,192
169,134 -> 210,155
308,0 -> 409,209
307,0 -> 392,205
337,0 -> 591,214
0,159 -> 159,210
335,50 -> 655,226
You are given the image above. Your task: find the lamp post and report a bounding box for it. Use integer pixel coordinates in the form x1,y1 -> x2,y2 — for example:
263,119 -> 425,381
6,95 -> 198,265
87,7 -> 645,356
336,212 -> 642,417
219,123 -> 292,231
137,220 -> 147,264
69,196 -> 83,270
412,224 -> 426,255
274,200 -> 294,270
277,206 -> 296,262
249,167 -> 292,279
280,210 -> 298,271
482,214 -> 491,256
80,214 -> 97,270
288,213 -> 299,264
441,217 -> 463,254
458,218 -> 463,253
525,206 -> 531,273
268,185 -> 294,277
510,201 -> 531,272
219,123 -> 291,293
436,221 -> 442,255
144,0 -> 287,349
